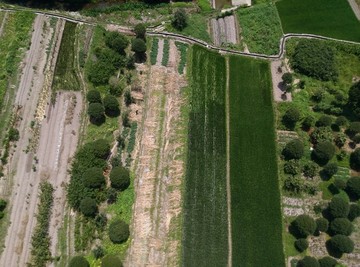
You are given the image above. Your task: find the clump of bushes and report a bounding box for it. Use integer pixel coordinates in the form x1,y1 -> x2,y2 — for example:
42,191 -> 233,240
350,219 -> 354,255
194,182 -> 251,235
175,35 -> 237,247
328,196 -> 349,219
101,254 -> 123,267
329,218 -> 353,236
283,139 -> 304,160
327,234 -> 354,255
291,214 -> 316,238
316,218 -> 329,233
80,197 -> 98,217
295,238 -> 308,252
313,141 -> 335,164
110,166 -> 130,191
350,148 -> 360,170
346,176 -> 360,200
83,167 -> 105,189
297,256 -> 319,267
69,256 -> 90,267
108,219 -> 130,244
318,256 -> 337,267
283,107 -> 301,129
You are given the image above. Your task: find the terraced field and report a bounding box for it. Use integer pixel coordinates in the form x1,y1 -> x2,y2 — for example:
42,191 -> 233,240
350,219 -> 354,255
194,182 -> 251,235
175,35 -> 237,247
276,0 -> 360,42
182,46 -> 228,266
229,56 -> 285,266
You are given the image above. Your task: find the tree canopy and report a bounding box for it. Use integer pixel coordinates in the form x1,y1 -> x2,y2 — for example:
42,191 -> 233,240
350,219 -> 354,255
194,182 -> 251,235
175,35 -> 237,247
328,196 -> 349,219
69,256 -> 90,267
101,254 -> 123,267
87,89 -> 102,104
283,139 -> 304,160
105,32 -> 129,54
110,166 -> 130,191
346,176 -> 360,200
327,234 -> 354,254
83,167 -> 105,189
348,81 -> 360,119
80,197 -> 98,217
283,107 -> 301,129
108,220 -> 130,244
291,214 -> 316,238
103,95 -> 120,117
329,218 -> 353,236
313,141 -> 335,164
134,23 -> 146,39
172,9 -> 187,30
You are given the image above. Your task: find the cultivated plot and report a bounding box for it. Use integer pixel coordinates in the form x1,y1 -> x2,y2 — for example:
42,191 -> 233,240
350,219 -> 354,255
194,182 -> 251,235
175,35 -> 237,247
276,0 -> 360,42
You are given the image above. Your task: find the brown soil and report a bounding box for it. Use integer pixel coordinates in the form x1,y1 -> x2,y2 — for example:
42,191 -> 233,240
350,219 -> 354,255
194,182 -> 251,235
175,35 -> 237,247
126,40 -> 187,266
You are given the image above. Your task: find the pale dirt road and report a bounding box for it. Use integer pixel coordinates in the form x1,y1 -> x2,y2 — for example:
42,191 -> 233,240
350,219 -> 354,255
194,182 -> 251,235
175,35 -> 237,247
126,40 -> 187,266
270,60 -> 292,102
348,0 -> 360,20
0,15 -> 72,267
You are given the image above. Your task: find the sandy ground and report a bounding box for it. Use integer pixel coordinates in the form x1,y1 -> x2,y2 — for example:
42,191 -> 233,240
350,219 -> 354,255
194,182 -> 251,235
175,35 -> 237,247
126,40 -> 187,266
348,0 -> 360,20
270,60 -> 292,102
0,15 -> 69,266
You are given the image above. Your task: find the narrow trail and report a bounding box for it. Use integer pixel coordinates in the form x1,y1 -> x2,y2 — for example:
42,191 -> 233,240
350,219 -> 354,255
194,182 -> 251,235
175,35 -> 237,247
225,58 -> 232,267
0,11 -> 8,37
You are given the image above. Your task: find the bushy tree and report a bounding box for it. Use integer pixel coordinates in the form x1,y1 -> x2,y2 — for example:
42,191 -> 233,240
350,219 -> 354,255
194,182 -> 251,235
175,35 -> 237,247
8,128 -> 19,142
95,47 -> 126,69
92,246 -> 105,259
69,256 -> 90,267
108,220 -> 129,244
110,167 -> 130,190
329,218 -> 353,236
284,176 -> 303,194
346,176 -> 360,200
131,38 -> 146,62
316,115 -> 333,127
316,217 -> 329,232
101,254 -> 123,267
283,107 -> 301,129
334,132 -> 347,148
83,167 -> 105,189
327,234 -> 354,254
284,159 -> 300,175
350,148 -> 360,171
87,89 -> 102,104
297,256 -> 320,267
282,72 -> 293,85
335,116 -> 347,127
283,139 -> 304,160
348,81 -> 360,119
92,139 -> 110,159
310,127 -> 333,144
105,32 -> 129,54
88,60 -> 116,85
103,95 -> 120,117
328,196 -> 349,219
347,121 -> 360,136
0,199 -> 7,211
302,116 -> 314,131
80,197 -> 98,217
291,39 -> 337,81
322,163 -> 338,178
134,23 -> 146,39
295,238 -> 308,252
292,214 -> 316,238
348,203 -> 360,221
172,9 -> 187,30
303,162 -> 318,178
88,103 -> 105,124
318,256 -> 337,267
313,141 -> 335,164
107,187 -> 118,204
333,178 -> 347,190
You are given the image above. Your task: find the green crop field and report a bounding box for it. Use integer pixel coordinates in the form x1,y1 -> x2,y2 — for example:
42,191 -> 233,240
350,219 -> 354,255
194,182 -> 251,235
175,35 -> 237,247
229,56 -> 285,266
182,46 -> 228,266
52,21 -> 80,91
276,0 -> 360,42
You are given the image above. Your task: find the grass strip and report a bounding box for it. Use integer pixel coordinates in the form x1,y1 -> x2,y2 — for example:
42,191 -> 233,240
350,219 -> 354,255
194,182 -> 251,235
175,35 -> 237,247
175,42 -> 188,74
52,21 -> 80,91
182,45 -> 228,266
150,38 -> 159,65
161,39 -> 170,67
229,56 -> 285,267
276,0 -> 360,42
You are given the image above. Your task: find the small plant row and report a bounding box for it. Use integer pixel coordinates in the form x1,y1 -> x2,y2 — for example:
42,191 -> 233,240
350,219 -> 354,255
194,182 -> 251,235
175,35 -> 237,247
150,38 -> 159,65
175,41 -> 188,75
161,39 -> 170,67
28,182 -> 54,267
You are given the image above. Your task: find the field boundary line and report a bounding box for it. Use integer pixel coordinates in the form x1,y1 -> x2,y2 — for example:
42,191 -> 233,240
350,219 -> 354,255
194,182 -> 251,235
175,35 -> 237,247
225,57 -> 232,267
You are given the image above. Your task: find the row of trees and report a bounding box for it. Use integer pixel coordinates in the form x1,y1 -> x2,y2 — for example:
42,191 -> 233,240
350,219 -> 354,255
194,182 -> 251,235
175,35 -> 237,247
69,254 -> 123,267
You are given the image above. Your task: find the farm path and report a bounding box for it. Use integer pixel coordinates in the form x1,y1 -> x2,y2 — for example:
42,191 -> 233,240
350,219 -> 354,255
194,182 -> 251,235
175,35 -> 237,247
0,11 -> 8,37
0,15 -> 66,267
126,40 -> 186,267
348,0 -> 360,20
270,60 -> 292,102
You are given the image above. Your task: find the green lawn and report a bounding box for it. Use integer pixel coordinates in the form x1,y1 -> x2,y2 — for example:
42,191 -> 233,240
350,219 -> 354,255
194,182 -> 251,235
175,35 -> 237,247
229,56 -> 285,267
182,45 -> 228,266
276,0 -> 360,42
237,3 -> 283,55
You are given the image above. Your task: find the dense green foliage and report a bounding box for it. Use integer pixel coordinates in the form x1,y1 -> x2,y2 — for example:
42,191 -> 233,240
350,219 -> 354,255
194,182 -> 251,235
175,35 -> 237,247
87,89 -> 102,104
108,219 -> 129,244
297,256 -> 320,267
283,139 -> 304,160
347,122 -> 360,136
88,103 -> 105,124
172,9 -> 187,31
183,46 -> 228,266
276,0 -> 360,42
322,163 -> 338,178
295,238 -> 308,252
291,214 -> 316,238
346,176 -> 360,200
236,3 -> 283,55
101,254 -> 123,267
348,204 -> 360,221
327,234 -> 354,254
0,199 -> 7,212
316,115 -> 333,127
328,197 -> 349,219
290,40 -> 337,81
69,256 -> 90,267
316,218 -> 329,233
105,31 -> 129,54
229,56 -> 284,266
329,218 -> 353,236
110,167 -> 130,191
318,257 -> 337,267
313,141 -> 335,164
348,81 -> 360,119
134,23 -> 146,39
83,167 -> 105,189
350,148 -> 360,171
283,107 -> 301,129
80,197 -> 98,217
103,95 -> 120,117
29,182 -> 54,267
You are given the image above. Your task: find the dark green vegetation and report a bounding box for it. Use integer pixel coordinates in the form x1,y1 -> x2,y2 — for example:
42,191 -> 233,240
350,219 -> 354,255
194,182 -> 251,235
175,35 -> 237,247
110,167 -> 130,191
182,46 -> 228,266
52,22 -> 80,91
69,256 -> 90,267
229,55 -> 285,266
150,38 -> 159,65
108,219 -> 129,244
276,0 -> 360,42
175,42 -> 188,74
101,254 -> 123,267
236,3 -> 283,55
161,39 -> 169,67
29,182 -> 54,267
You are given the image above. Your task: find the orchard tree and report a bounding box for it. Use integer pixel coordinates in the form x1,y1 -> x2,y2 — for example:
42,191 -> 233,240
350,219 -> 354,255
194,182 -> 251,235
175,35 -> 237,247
297,256 -> 320,267
322,163 -> 338,179
316,115 -> 333,127
172,9 -> 187,30
328,196 -> 349,219
348,204 -> 360,221
83,167 -> 105,189
347,121 -> 360,136
348,81 -> 360,119
316,218 -> 329,233
350,148 -> 360,171
131,38 -> 147,62
291,214 -> 316,238
283,107 -> 301,129
103,95 -> 120,117
110,167 -> 130,191
88,103 -> 105,125
318,257 -> 337,267
327,234 -> 354,254
87,89 -> 102,104
101,254 -> 123,267
313,141 -> 335,164
69,256 -> 90,267
283,139 -> 304,160
92,139 -> 110,159
108,220 -> 130,244
295,238 -> 308,252
134,23 -> 146,39
346,176 -> 360,200
302,116 -> 314,131
335,116 -> 348,128
80,197 -> 98,217
105,31 -> 129,54
329,218 -> 353,236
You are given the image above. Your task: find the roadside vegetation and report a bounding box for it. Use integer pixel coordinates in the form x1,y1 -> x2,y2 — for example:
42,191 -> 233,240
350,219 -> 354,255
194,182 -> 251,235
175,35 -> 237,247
276,0 -> 360,42
237,3 -> 283,55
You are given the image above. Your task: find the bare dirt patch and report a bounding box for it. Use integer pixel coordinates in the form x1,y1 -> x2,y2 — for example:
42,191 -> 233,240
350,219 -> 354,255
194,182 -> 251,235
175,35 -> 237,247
271,60 -> 292,102
126,40 -> 187,266
211,15 -> 238,46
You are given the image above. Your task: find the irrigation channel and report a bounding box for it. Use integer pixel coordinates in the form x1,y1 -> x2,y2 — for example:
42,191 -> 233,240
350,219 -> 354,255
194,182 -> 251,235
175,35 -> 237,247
1,7 -> 360,60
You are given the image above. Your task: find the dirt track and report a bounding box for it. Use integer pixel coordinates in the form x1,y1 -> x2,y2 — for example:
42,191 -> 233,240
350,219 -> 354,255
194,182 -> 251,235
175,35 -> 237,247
126,40 -> 186,266
0,15 -> 74,266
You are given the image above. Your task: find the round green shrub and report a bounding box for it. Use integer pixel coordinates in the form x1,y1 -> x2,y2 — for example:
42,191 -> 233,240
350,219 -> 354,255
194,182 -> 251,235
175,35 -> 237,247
88,103 -> 105,124
134,23 -> 146,39
108,220 -> 129,244
352,133 -> 360,144
347,121 -> 360,136
131,38 -> 146,54
292,214 -> 317,238
329,218 -> 353,236
322,163 -> 338,178
328,196 -> 349,219
83,167 -> 105,189
283,139 -> 304,160
316,115 -> 333,127
283,107 -> 301,129
110,167 -> 130,190
92,139 -> 111,159
313,141 -> 335,164
311,127 -> 334,145
335,116 -> 347,127
316,218 -> 329,232
80,197 -> 98,217
303,162 -> 318,178
302,116 -> 314,130
327,234 -> 354,254
318,256 -> 337,267
350,148 -> 360,171
69,256 -> 89,267
86,89 -> 102,104
333,178 -> 347,190
103,95 -> 120,117
92,246 -> 105,259
295,238 -> 309,252
297,256 -> 320,267
334,132 -> 347,148
346,176 -> 360,200
101,254 -> 123,267
284,159 -> 300,175
105,31 -> 129,54
348,204 -> 360,221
